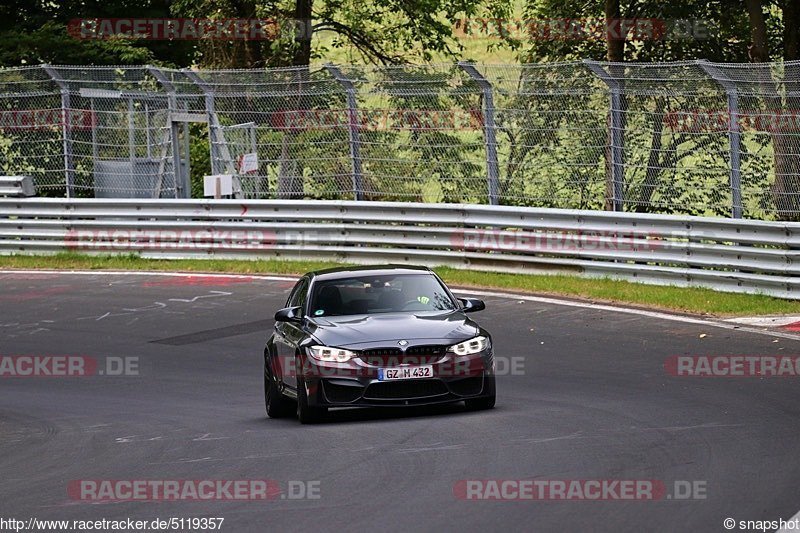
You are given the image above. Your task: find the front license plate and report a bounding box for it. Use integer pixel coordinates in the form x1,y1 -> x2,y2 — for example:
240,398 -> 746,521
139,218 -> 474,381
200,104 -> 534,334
377,365 -> 433,381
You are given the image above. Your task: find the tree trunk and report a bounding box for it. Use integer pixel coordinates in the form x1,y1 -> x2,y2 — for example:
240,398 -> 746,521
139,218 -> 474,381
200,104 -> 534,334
292,0 -> 313,67
280,0 -> 313,199
200,0 -> 265,68
778,0 -> 800,219
231,0 -> 264,68
747,0 -> 800,219
745,0 -> 770,61
786,0 -> 800,62
605,0 -> 624,63
277,0 -> 314,199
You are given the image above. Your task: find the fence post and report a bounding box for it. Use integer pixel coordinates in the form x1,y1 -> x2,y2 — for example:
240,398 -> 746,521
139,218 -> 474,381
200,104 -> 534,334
458,62 -> 500,205
324,64 -> 363,201
42,65 -> 74,198
182,69 -> 242,198
583,60 -> 624,212
697,60 -> 743,219
147,66 -> 181,199
182,69 -> 218,174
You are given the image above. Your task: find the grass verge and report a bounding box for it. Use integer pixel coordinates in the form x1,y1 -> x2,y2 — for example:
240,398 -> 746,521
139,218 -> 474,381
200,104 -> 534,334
0,252 -> 798,317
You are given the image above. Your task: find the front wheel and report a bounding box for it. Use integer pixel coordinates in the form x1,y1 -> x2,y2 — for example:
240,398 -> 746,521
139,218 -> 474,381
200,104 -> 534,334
296,377 -> 326,424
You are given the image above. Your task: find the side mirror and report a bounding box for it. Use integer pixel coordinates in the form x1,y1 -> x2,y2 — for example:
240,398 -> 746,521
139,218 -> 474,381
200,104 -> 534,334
275,306 -> 303,323
458,297 -> 485,313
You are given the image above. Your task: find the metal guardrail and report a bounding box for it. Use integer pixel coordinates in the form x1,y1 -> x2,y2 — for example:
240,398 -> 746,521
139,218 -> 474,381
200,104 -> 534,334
1,198 -> 799,299
0,176 -> 35,197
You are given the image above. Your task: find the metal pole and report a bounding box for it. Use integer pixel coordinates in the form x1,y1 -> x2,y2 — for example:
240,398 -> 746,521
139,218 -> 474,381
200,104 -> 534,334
250,124 -> 259,198
90,97 -> 98,162
182,68 -> 241,198
182,102 -> 191,196
584,60 -> 625,212
128,97 -> 135,166
147,66 -> 182,198
697,60 -> 743,219
145,101 -> 151,160
459,62 -> 500,205
727,92 -> 743,219
324,64 -> 363,201
182,68 -> 218,175
42,65 -> 74,198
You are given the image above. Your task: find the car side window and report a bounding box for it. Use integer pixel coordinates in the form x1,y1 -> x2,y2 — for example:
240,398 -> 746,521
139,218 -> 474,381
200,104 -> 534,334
288,279 -> 309,311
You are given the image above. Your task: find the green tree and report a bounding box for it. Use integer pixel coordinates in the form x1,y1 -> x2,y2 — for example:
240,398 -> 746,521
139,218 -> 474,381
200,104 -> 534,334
0,0 -> 195,66
171,0 -> 485,68
745,0 -> 800,219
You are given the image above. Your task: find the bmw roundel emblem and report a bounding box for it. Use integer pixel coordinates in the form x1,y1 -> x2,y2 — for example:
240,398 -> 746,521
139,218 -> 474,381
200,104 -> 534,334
398,340 -> 408,346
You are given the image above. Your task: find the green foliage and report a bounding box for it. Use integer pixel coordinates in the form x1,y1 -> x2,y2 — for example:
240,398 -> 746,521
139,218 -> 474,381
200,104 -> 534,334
313,0 -> 483,64
189,124 -> 212,198
0,1 -> 194,67
476,0 -> 783,63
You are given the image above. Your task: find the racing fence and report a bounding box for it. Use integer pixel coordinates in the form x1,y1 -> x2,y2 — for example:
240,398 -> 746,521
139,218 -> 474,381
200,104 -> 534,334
1,61 -> 800,220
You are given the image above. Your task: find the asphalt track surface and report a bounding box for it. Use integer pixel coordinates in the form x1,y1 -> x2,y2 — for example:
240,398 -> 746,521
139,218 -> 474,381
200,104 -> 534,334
1,271 -> 800,532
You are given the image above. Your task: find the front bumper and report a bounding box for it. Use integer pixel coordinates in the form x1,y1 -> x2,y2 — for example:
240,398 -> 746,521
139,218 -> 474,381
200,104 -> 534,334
299,350 -> 495,408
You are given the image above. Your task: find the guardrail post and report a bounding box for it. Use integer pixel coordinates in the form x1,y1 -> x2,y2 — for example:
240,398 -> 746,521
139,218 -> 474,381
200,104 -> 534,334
42,65 -> 74,198
583,61 -> 625,212
147,66 -> 181,199
697,60 -> 743,219
458,62 -> 500,205
324,64 -> 363,201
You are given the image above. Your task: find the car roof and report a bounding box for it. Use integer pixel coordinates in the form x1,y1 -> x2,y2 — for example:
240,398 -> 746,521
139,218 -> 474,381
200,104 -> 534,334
306,264 -> 433,282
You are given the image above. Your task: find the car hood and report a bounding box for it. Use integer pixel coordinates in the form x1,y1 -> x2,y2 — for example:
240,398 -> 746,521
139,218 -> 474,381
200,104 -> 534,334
305,311 -> 481,349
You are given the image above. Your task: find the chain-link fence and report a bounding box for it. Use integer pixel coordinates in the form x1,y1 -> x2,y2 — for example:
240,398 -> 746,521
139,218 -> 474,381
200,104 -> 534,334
0,61 -> 799,219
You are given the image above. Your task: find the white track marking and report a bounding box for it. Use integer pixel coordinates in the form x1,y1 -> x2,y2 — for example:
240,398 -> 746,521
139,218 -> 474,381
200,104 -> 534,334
4,269 -> 800,341
0,269 -> 296,282
168,291 -> 232,303
723,316 -> 800,327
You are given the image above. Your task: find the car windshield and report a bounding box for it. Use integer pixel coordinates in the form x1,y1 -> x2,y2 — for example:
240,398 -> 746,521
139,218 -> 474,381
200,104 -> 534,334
309,274 -> 457,317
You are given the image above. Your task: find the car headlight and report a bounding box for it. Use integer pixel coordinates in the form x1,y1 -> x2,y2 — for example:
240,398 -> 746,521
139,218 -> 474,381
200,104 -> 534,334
307,345 -> 357,363
448,336 -> 489,355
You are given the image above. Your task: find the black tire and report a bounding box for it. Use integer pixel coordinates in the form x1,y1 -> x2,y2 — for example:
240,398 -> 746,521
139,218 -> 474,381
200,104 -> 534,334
296,377 -> 326,424
265,365 -> 292,418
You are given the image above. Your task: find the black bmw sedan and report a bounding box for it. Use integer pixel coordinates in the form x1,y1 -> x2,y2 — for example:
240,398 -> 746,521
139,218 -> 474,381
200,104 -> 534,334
264,265 -> 496,423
